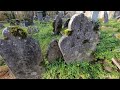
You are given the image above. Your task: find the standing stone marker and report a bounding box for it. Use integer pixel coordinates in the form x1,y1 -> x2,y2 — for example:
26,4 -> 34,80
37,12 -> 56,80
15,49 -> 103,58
0,27 -> 43,79
58,11 -> 64,18
2,27 -> 11,39
37,11 -> 43,21
24,19 -> 33,27
0,23 -> 5,29
46,39 -> 63,63
91,11 -> 99,22
104,11 -> 108,23
44,15 -> 50,22
63,18 -> 70,28
58,13 -> 100,63
114,11 -> 120,18
20,20 -> 25,27
53,15 -> 62,35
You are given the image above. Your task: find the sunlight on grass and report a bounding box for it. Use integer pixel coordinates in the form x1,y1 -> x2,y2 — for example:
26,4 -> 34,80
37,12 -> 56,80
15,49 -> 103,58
0,19 -> 120,79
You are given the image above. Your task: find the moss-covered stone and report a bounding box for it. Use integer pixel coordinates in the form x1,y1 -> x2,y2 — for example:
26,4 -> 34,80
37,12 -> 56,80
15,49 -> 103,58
93,20 -> 100,31
63,29 -> 73,36
8,26 -> 27,39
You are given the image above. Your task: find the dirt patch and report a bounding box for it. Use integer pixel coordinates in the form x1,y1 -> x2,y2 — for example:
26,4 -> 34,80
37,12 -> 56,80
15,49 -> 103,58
0,66 -> 15,79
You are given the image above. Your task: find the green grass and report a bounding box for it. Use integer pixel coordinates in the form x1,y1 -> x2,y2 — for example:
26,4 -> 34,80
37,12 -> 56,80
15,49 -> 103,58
32,21 -> 61,56
0,19 -> 120,79
42,59 -> 120,79
40,19 -> 120,79
94,30 -> 120,60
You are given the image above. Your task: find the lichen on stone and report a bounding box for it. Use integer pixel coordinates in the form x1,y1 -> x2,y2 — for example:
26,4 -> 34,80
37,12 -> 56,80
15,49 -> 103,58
63,29 -> 73,36
9,26 -> 27,39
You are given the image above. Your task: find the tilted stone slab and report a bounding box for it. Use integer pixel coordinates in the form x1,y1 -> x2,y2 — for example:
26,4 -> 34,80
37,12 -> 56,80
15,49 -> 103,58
58,13 -> 99,63
0,36 -> 43,79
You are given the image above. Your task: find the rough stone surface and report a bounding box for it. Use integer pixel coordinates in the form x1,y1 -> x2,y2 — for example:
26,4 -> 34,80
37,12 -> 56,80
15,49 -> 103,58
64,11 -> 76,18
2,27 -> 11,38
114,11 -> 120,18
58,11 -> 64,18
24,20 -> 33,27
58,13 -> 99,63
20,20 -> 25,27
46,39 -> 63,63
63,18 -> 70,28
0,23 -> 5,29
104,11 -> 108,23
37,11 -> 43,21
92,11 -> 99,22
53,15 -> 62,35
0,36 -> 43,79
2,26 -> 27,39
44,15 -> 50,22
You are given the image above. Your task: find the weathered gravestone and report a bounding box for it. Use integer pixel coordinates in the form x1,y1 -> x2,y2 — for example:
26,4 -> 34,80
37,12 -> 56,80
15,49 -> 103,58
0,27 -> 43,79
104,11 -> 108,23
91,11 -> 99,22
37,11 -> 43,21
0,23 -> 5,29
2,27 -> 11,39
53,15 -> 62,35
46,39 -> 63,63
44,15 -> 50,22
24,17 -> 34,27
58,11 -> 64,18
114,11 -> 120,18
63,18 -> 70,28
24,20 -> 32,27
33,15 -> 38,21
58,13 -> 100,63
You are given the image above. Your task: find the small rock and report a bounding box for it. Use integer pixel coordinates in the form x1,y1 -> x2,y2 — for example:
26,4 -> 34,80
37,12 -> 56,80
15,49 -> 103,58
0,23 -> 5,29
63,18 -> 70,29
104,11 -> 109,23
53,15 -> 62,35
103,60 -> 112,72
104,66 -> 112,72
